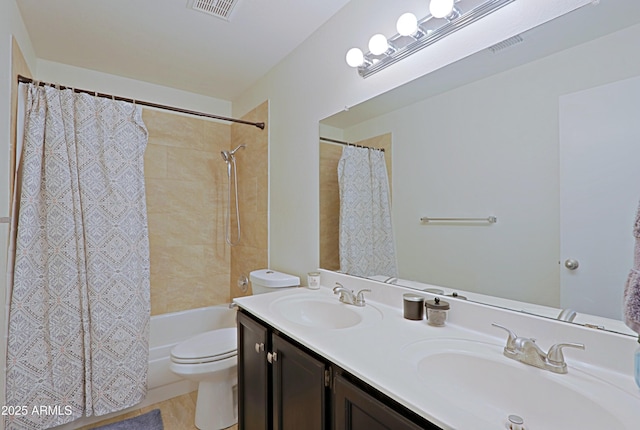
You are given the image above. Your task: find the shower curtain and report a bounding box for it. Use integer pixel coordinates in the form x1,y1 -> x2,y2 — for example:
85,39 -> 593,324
5,83 -> 150,429
338,146 -> 398,278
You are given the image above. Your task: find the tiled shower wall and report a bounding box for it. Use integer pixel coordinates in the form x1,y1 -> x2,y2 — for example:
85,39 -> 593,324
230,101 -> 269,300
143,109 -> 232,315
143,101 -> 268,315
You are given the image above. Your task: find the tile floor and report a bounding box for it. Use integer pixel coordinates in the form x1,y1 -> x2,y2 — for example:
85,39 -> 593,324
77,392 -> 238,430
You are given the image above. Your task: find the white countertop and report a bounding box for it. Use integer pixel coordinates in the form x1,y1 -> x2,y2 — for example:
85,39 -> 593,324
234,272 -> 640,430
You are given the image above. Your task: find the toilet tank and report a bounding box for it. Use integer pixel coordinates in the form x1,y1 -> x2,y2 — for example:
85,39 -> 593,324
249,269 -> 300,294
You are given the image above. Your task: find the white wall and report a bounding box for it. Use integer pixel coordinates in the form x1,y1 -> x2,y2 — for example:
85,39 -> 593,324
36,60 -> 232,117
233,0 -> 593,282
338,23 -> 640,307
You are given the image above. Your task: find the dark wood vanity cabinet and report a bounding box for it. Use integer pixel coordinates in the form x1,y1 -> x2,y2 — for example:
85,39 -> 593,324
237,309 -> 439,430
238,311 -> 270,430
237,310 -> 327,430
271,333 -> 327,430
333,374 -> 439,430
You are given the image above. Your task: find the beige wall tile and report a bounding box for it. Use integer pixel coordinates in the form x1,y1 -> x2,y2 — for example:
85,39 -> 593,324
150,245 -> 207,278
204,120 -> 233,152
143,108 -> 232,316
237,175 -> 258,215
319,143 -> 342,271
148,211 -> 213,247
144,100 -> 268,315
229,101 -> 269,300
144,144 -> 168,179
165,147 -> 216,182
231,245 -> 268,299
146,178 -> 209,216
204,245 -> 231,277
143,109 -> 208,152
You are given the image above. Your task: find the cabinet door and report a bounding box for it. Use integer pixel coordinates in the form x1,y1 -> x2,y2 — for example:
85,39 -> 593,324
333,375 -> 433,430
238,311 -> 270,430
272,333 -> 327,430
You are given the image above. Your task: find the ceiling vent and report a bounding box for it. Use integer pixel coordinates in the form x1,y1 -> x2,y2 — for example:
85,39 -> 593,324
488,34 -> 524,54
190,0 -> 241,21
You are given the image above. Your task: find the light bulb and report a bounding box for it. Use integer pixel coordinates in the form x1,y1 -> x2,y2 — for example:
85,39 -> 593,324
368,34 -> 389,55
396,13 -> 418,36
345,48 -> 364,68
429,0 -> 454,19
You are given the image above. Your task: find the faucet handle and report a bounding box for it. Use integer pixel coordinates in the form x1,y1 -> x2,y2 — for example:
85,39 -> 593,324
547,342 -> 585,365
492,323 -> 518,352
333,283 -> 355,304
355,289 -> 371,306
333,282 -> 352,295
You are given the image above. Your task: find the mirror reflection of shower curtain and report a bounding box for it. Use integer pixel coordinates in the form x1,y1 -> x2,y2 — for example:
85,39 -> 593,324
5,83 -> 150,429
338,146 -> 398,278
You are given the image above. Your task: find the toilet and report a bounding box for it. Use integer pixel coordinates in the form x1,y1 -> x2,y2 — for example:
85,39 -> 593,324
169,269 -> 300,430
248,269 -> 301,294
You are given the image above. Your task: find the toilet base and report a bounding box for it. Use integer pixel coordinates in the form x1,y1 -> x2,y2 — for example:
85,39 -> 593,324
194,367 -> 237,430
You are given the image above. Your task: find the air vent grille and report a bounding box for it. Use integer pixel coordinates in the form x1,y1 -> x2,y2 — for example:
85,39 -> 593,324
488,34 -> 524,53
191,0 -> 241,21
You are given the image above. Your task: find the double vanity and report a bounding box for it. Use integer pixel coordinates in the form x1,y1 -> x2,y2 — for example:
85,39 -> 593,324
233,270 -> 640,429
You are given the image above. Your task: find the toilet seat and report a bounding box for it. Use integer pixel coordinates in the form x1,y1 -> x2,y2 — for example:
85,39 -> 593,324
170,328 -> 237,365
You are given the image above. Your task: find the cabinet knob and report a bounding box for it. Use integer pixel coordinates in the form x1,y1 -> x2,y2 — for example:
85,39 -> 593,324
267,352 -> 278,363
254,342 -> 264,353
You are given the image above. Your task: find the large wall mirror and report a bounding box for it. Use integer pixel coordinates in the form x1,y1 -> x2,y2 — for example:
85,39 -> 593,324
319,0 -> 640,336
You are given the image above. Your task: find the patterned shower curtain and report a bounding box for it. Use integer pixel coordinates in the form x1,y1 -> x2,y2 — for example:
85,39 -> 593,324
338,146 -> 398,278
5,84 -> 150,429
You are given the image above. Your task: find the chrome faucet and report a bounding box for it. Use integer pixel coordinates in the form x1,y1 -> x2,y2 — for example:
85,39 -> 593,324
333,283 -> 371,307
492,323 -> 585,374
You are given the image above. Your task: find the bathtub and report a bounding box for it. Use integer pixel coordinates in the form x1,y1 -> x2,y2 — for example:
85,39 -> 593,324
54,304 -> 237,429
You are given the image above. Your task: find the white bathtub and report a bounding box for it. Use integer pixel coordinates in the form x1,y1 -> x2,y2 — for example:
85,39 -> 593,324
54,304 -> 237,429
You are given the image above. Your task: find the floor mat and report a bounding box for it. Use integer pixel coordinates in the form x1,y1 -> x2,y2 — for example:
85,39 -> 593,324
91,409 -> 163,430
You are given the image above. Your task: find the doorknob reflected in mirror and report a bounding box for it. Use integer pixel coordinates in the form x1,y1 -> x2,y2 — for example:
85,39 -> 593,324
564,259 -> 579,270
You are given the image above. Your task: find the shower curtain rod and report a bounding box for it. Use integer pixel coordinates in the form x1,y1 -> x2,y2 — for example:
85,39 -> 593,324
319,136 -> 384,152
17,75 -> 265,130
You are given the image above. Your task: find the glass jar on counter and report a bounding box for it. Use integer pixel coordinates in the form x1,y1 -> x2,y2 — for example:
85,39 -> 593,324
425,297 -> 450,326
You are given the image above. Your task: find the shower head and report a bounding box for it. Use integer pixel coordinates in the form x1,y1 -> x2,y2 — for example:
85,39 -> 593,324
220,144 -> 245,163
230,144 -> 246,156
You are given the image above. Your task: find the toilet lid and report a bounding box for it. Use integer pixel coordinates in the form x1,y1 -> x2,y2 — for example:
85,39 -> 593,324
170,328 -> 237,361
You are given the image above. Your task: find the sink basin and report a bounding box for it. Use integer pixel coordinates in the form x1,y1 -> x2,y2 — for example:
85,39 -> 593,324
402,338 -> 640,429
268,294 -> 382,329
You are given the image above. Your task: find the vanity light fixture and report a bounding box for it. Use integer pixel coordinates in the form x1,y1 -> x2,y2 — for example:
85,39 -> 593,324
430,0 -> 456,19
345,0 -> 515,78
